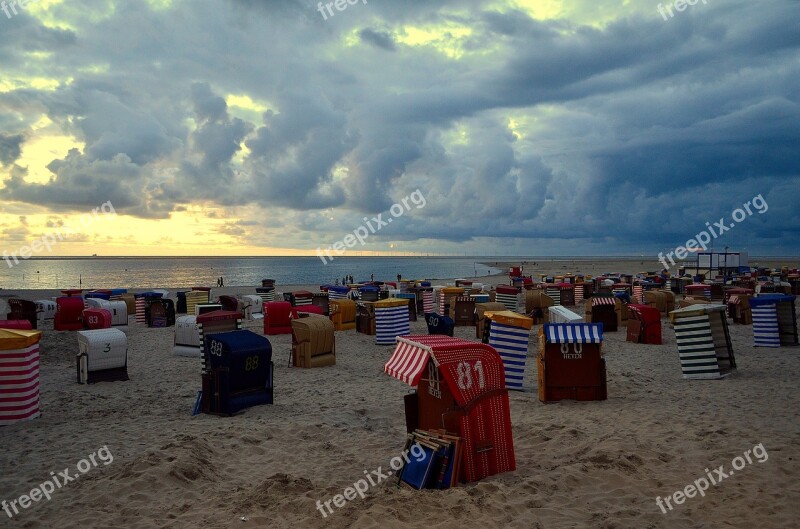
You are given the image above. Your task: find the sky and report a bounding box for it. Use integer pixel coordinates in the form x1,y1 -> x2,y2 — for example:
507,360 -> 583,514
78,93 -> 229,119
0,0 -> 798,258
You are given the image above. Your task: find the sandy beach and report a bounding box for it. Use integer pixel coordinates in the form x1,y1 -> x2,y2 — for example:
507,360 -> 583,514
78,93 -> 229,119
0,265 -> 798,528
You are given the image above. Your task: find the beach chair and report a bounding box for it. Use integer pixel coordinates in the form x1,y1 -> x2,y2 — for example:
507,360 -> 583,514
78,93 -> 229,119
218,295 -> 240,313
7,299 -> 37,330
385,335 -> 516,483
77,328 -> 129,384
201,330 -> 273,416
538,323 -> 606,402
263,301 -> 294,335
291,314 -> 335,368
424,313 -> 454,337
0,329 -> 42,425
475,302 -> 507,338
452,296 -> 476,326
54,297 -> 85,331
329,299 -> 356,331
83,308 -> 113,330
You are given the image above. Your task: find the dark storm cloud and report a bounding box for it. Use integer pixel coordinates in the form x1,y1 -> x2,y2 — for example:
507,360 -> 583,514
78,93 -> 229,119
0,0 -> 797,254
0,133 -> 24,166
359,28 -> 396,51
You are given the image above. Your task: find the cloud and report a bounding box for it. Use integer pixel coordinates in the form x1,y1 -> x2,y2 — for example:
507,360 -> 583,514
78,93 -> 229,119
0,133 -> 24,166
0,0 -> 797,254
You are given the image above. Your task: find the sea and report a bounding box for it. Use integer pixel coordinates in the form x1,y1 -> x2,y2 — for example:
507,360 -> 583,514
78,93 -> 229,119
0,257 -> 504,290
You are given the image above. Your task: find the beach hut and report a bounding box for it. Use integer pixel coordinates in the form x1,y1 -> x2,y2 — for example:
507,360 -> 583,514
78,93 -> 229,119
558,284 -> 575,306
438,287 -> 465,317
375,299 -> 411,345
311,293 -> 330,316
645,291 -> 668,314
84,291 -> 111,308
201,330 -> 273,416
549,306 -> 583,324
659,290 -> 676,313
85,299 -> 128,331
185,290 -> 211,315
7,299 -> 37,329
727,294 -> 753,325
749,295 -> 798,348
242,295 -> 264,320
35,300 -> 57,322
669,304 -> 736,379
626,304 -> 662,345
218,295 -> 240,313
147,298 -> 176,328
710,283 -> 726,304
524,291 -> 554,324
391,292 -> 418,322
612,283 -> 632,299
475,302 -> 506,339
329,299 -> 356,331
255,287 -> 275,303
284,290 -> 314,307
384,335 -> 516,483
76,328 -> 129,384
545,285 -> 561,306
326,285 -> 349,302
356,301 -> 376,335
358,286 -> 381,302
173,316 -> 202,357
291,314 -> 335,368
422,290 -> 435,314
484,311 -> 533,391
574,284 -> 585,304
82,308 -> 112,330
118,294 -> 136,318
585,296 -> 619,332
685,284 -> 711,300
537,323 -> 606,402
495,286 -> 522,312
197,311 -> 244,369
263,301 -> 294,336
0,329 -> 42,426
632,284 -> 644,304
134,294 -> 147,324
54,297 -> 85,331
452,296 -> 476,327
471,293 -> 490,303
176,291 -> 189,314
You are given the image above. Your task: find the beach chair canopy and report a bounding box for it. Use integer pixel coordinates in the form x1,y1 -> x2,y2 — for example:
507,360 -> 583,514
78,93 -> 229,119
543,323 -> 604,344
384,335 -> 506,406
